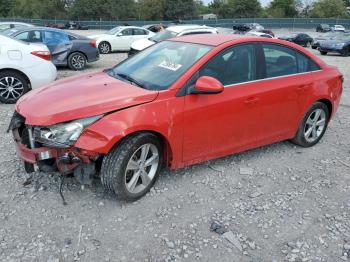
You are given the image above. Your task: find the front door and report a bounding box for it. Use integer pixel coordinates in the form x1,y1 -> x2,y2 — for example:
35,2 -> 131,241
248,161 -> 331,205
182,44 -> 263,163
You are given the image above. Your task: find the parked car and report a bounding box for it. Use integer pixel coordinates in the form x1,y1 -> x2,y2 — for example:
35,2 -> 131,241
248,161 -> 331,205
142,24 -> 167,33
233,23 -> 264,33
316,24 -> 331,33
246,31 -> 273,38
0,22 -> 34,32
278,33 -> 313,47
9,35 -> 342,201
312,32 -> 342,49
129,25 -> 217,56
65,21 -> 89,30
89,26 -> 155,54
331,25 -> 345,32
0,35 -> 56,104
4,27 -> 99,70
44,22 -> 65,29
318,34 -> 350,56
258,29 -> 275,37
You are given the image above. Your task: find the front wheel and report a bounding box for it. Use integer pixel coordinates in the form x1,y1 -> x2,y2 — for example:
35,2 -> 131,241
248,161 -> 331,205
291,102 -> 329,147
101,133 -> 163,201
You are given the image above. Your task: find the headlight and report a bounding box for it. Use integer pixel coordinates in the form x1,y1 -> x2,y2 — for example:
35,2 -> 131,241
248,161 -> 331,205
34,115 -> 103,148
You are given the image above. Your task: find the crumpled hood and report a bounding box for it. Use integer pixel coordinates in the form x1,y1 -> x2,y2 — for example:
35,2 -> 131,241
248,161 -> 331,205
16,71 -> 159,126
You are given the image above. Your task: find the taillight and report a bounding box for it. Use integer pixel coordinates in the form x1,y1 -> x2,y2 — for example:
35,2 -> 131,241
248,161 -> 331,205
31,51 -> 51,61
90,39 -> 96,48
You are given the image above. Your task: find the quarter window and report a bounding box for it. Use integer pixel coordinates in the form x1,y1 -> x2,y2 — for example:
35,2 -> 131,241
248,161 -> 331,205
15,32 -> 29,41
199,44 -> 256,86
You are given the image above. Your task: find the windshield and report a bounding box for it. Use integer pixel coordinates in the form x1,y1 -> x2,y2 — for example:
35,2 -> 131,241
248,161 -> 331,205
109,41 -> 213,91
150,29 -> 177,43
106,27 -> 122,35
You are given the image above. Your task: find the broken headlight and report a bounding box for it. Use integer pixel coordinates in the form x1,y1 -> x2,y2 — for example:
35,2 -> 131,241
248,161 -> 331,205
35,115 -> 103,148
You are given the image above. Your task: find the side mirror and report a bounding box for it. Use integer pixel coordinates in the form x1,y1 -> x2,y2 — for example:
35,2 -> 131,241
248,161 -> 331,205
190,76 -> 224,95
116,32 -> 123,36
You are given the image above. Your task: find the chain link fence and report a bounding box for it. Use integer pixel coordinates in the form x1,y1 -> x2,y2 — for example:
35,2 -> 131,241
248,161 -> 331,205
1,17 -> 350,30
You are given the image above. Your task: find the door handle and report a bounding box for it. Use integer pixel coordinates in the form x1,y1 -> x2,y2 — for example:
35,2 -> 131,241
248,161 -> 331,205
244,97 -> 259,105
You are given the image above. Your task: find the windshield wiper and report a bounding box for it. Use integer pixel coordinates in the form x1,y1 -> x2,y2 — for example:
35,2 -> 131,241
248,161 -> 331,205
116,73 -> 145,89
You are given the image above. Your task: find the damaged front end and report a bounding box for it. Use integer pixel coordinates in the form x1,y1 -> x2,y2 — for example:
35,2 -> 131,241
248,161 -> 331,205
8,111 -> 102,185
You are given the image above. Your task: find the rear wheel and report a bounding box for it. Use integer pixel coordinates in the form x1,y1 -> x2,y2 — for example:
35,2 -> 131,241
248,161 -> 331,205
341,48 -> 349,57
0,71 -> 30,104
320,51 -> 327,55
68,52 -> 87,70
291,102 -> 329,147
101,133 -> 163,201
98,41 -> 111,54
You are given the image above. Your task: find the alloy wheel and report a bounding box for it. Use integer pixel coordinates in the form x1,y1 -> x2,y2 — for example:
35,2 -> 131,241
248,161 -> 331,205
99,43 -> 110,54
0,76 -> 24,101
124,143 -> 159,194
71,54 -> 85,69
303,108 -> 326,143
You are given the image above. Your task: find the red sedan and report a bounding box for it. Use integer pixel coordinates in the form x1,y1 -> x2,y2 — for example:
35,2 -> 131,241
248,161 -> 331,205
9,34 -> 343,201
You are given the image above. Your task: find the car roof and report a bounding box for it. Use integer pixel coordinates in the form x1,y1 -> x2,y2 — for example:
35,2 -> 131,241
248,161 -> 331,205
170,33 -> 311,47
167,24 -> 215,33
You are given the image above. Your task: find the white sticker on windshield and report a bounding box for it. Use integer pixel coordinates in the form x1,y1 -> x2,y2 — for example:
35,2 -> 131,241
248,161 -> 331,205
158,60 -> 182,71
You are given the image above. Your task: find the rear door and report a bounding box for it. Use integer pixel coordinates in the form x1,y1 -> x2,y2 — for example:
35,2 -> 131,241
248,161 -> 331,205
43,29 -> 71,65
254,43 -> 319,143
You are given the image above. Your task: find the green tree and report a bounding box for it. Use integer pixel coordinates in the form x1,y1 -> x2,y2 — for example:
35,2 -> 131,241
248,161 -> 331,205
310,0 -> 347,17
138,0 -> 164,20
267,0 -> 299,17
209,0 -> 232,18
0,0 -> 14,17
163,0 -> 196,20
11,0 -> 66,19
232,0 -> 262,17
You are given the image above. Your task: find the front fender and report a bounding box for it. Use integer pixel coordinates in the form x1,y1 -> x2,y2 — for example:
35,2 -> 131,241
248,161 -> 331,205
74,92 -> 184,168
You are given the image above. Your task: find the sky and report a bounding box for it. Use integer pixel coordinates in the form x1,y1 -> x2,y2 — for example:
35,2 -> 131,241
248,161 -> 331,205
202,0 -> 271,7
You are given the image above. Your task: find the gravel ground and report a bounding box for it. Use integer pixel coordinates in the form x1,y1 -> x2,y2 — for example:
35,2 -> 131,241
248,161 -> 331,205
0,30 -> 350,262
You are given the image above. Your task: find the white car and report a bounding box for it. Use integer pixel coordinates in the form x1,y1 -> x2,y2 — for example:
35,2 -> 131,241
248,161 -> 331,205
89,26 -> 155,54
332,25 -> 345,32
246,31 -> 273,38
0,22 -> 34,32
129,25 -> 218,56
0,35 -> 57,104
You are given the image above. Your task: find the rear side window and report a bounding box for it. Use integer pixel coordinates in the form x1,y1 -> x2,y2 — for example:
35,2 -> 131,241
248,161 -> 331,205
44,30 -> 69,45
262,44 -> 320,78
133,29 -> 148,35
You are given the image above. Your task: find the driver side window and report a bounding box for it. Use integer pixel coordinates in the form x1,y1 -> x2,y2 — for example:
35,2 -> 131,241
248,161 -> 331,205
199,44 -> 256,86
121,29 -> 133,36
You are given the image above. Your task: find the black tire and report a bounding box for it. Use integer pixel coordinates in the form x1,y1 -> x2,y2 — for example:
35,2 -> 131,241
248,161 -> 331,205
67,52 -> 87,70
101,133 -> 163,201
0,70 -> 30,104
312,46 -> 317,49
320,51 -> 327,55
98,41 -> 111,54
291,102 -> 329,147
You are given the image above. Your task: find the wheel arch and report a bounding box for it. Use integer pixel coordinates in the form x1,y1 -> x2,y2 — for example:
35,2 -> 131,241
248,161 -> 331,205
0,68 -> 31,89
114,130 -> 174,168
317,98 -> 333,120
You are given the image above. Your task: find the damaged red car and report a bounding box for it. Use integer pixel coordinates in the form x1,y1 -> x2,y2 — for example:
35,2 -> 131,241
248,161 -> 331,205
9,34 -> 343,201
